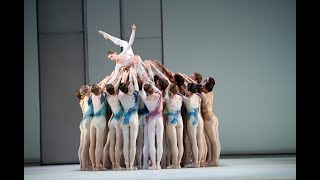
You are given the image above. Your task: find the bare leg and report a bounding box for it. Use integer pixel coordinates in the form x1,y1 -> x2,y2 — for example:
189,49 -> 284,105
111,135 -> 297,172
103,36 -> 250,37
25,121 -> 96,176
142,123 -> 150,169
155,117 -> 164,170
95,125 -> 106,170
122,124 -> 130,169
79,129 -> 84,170
160,126 -> 167,169
166,123 -> 178,168
184,129 -> 192,166
136,123 -> 144,169
109,124 -> 116,169
200,129 -> 206,167
89,125 -> 97,170
204,118 -> 219,166
81,120 -> 91,170
129,115 -> 139,170
204,129 -> 212,164
166,131 -> 172,168
176,124 -> 184,168
187,122 -> 199,168
197,122 -> 204,168
114,122 -> 123,170
214,116 -> 221,165
148,120 -> 157,170
102,133 -> 110,168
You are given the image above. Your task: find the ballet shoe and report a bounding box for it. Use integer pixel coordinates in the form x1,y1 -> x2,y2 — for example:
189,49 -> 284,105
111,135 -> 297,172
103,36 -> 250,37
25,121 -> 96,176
156,164 -> 162,170
148,165 -> 157,170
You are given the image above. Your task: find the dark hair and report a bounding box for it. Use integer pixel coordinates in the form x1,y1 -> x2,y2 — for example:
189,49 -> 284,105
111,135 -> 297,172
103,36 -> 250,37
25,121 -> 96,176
154,74 -> 160,83
174,74 -> 185,87
169,83 -> 178,94
207,77 -> 215,87
107,50 -> 116,55
187,83 -> 197,93
144,83 -> 153,94
75,90 -> 82,100
119,82 -> 129,94
196,83 -> 203,94
106,84 -> 115,95
137,78 -> 143,90
91,83 -> 100,96
193,72 -> 202,83
158,78 -> 169,91
204,82 -> 214,92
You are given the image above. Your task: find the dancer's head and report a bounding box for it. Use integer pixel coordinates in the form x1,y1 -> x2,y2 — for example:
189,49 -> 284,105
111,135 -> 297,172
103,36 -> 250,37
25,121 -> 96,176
203,82 -> 214,93
80,85 -> 91,97
119,82 -> 129,94
144,83 -> 153,95
91,83 -> 101,96
154,74 -> 160,84
107,50 -> 118,61
75,90 -> 83,100
204,77 -> 215,87
196,83 -> 203,93
190,72 -> 202,83
169,83 -> 179,95
106,84 -> 115,95
174,74 -> 185,87
156,77 -> 169,91
187,83 -> 197,94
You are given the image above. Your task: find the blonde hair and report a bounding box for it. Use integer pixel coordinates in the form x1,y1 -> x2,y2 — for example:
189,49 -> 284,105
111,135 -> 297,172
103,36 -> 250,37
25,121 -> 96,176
79,85 -> 90,96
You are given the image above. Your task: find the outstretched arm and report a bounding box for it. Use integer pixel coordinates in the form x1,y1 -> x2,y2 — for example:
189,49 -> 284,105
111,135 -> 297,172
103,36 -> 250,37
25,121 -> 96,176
164,82 -> 171,100
152,60 -> 174,79
149,61 -> 170,82
139,78 -> 147,100
107,64 -> 122,84
98,30 -> 128,47
131,69 -> 139,92
113,71 -> 123,91
180,72 -> 196,84
123,24 -> 136,53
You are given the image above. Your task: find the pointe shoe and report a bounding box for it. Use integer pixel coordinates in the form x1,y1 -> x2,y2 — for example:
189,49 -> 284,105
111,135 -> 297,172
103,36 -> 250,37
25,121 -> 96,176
156,164 -> 162,170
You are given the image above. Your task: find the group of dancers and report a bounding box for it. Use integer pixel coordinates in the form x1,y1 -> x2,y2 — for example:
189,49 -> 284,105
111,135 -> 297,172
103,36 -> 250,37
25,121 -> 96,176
75,24 -> 221,171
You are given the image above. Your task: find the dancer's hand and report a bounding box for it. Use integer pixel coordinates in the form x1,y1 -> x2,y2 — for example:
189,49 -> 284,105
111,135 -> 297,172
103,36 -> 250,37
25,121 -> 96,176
131,24 -> 136,31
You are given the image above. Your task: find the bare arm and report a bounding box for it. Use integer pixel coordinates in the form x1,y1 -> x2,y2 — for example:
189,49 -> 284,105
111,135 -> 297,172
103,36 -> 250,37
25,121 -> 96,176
164,83 -> 170,100
138,77 -> 147,101
152,60 -> 174,79
113,71 -> 123,91
180,85 -> 192,97
149,62 -> 170,82
131,68 -> 139,92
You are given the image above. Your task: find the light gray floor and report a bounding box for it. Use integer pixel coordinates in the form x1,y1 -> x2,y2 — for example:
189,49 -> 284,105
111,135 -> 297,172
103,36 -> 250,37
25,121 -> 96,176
24,156 -> 296,180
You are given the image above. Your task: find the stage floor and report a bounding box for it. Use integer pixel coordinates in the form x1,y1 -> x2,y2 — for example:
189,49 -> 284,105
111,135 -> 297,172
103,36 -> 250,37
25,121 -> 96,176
24,155 -> 296,180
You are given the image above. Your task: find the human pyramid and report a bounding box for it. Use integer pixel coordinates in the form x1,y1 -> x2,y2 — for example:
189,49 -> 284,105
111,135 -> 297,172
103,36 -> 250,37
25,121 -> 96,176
75,24 -> 221,171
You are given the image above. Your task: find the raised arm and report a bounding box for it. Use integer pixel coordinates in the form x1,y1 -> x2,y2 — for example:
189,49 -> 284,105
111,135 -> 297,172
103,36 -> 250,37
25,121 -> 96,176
164,82 -> 171,100
149,61 -> 170,82
122,24 -> 136,53
139,78 -> 147,100
98,30 -> 128,47
131,69 -> 139,92
152,60 -> 174,79
137,61 -> 153,83
107,63 -> 122,84
113,71 -> 123,91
